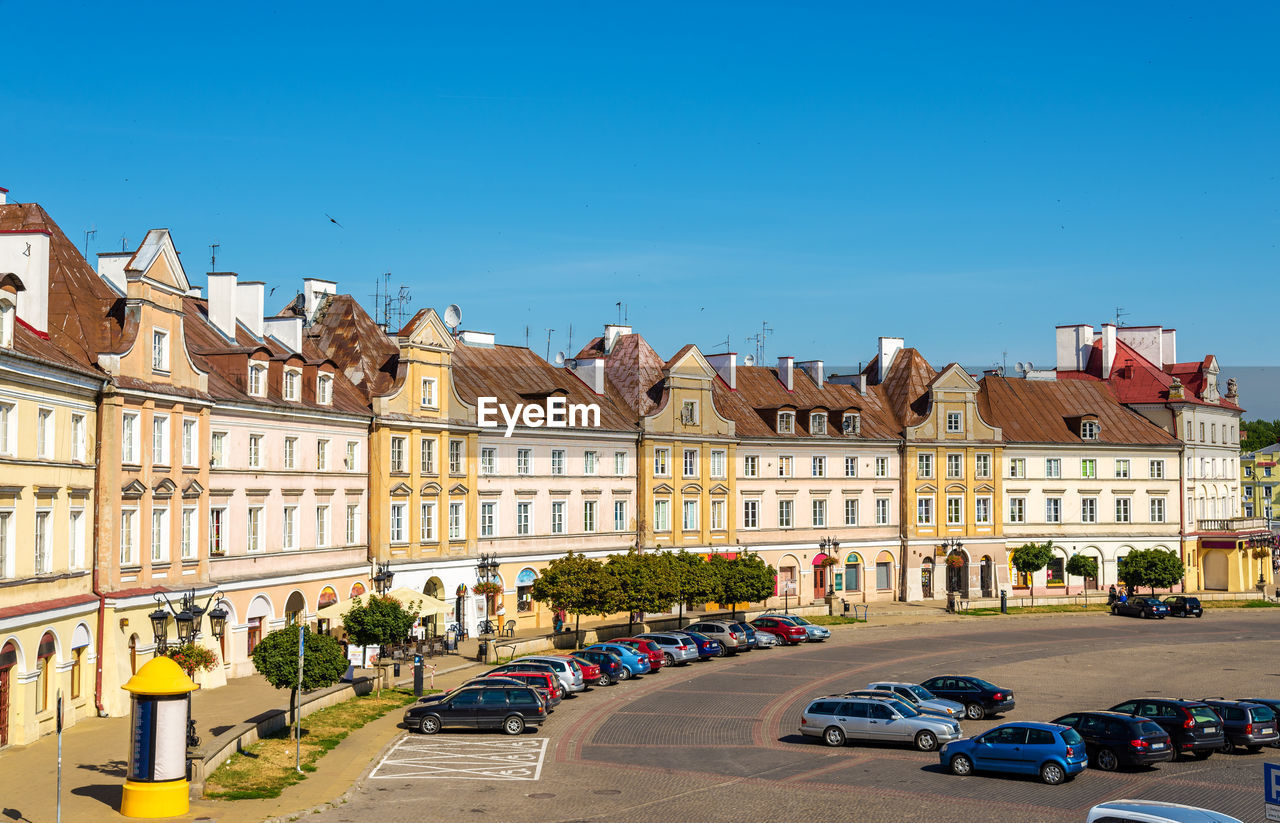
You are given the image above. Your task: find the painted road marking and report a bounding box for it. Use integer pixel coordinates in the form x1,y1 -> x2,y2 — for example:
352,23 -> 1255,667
371,736 -> 549,781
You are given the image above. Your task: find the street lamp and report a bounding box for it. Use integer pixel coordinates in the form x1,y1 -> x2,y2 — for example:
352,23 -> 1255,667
818,537 -> 840,596
477,553 -> 500,635
150,589 -> 227,651
149,606 -> 170,653
372,562 -> 395,595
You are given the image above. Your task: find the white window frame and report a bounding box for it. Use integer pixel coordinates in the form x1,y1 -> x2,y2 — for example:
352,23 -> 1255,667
316,374 -> 333,405
845,456 -> 858,477
448,439 -> 463,474
283,506 -> 298,549
389,502 -> 406,544
315,505 -> 329,547
1150,496 -> 1166,523
181,418 -> 196,467
151,328 -> 169,372
946,495 -> 963,525
742,499 -> 759,529
710,449 -> 726,479
654,448 -> 670,477
1115,458 -> 1130,479
247,506 -> 263,553
517,448 -> 532,475
283,437 -> 297,469
744,455 -> 759,478
875,456 -> 888,477
516,501 -> 532,536
481,447 -> 496,475
812,455 -> 826,478
811,412 -> 827,435
1045,497 -> 1062,523
614,451 -> 627,475
151,413 -> 169,465
480,501 -> 496,537
421,437 -> 436,474
316,439 -> 329,471
208,507 -> 225,556
811,498 -> 826,527
974,495 -> 991,525
550,500 -> 565,535
180,507 -> 196,559
946,411 -> 962,433
390,436 -> 406,473
778,499 -> 793,528
777,411 -> 795,434
917,452 -> 933,478
875,498 -> 890,525
448,501 -> 464,540
121,508 -> 138,565
72,413 -> 87,462
1115,497 -> 1131,524
584,450 -> 598,475
346,441 -> 359,471
844,498 -> 858,526
1081,497 -> 1097,524
1008,497 -> 1025,523
1081,420 -> 1099,440
347,504 -> 360,544
946,453 -> 962,479
1045,458 -> 1061,479
778,455 -> 793,478
710,499 -> 725,531
420,376 -> 438,409
682,499 -> 698,531
0,402 -> 14,457
683,448 -> 698,478
37,407 -> 54,460
583,500 -> 597,533
69,508 -> 86,568
1008,457 -> 1025,478
550,449 -> 565,475
975,453 -> 991,479
1081,458 -> 1097,479
283,368 -> 301,402
653,499 -> 671,532
1149,459 -> 1165,479
917,496 -> 934,526
211,431 -> 226,468
614,500 -> 628,532
248,433 -> 262,469
419,502 -> 435,541
248,363 -> 266,397
35,509 -> 52,574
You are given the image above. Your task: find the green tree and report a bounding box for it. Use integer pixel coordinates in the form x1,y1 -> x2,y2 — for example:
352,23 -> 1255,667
605,550 -> 678,633
708,553 -> 777,621
1010,542 -> 1055,606
666,549 -> 719,621
1065,554 -> 1100,607
250,626 -> 349,721
1241,419 -> 1280,454
341,595 -> 416,664
1117,549 -> 1185,595
529,551 -> 618,640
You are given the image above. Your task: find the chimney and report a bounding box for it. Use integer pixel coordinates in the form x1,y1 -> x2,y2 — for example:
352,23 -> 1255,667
236,281 -> 265,338
777,356 -> 794,391
857,374 -> 867,394
797,359 -> 824,389
0,231 -> 51,333
95,252 -> 131,294
568,357 -> 605,395
264,316 -> 303,352
877,337 -> 904,381
186,286 -> 202,298
1100,323 -> 1117,379
458,330 -> 496,348
1055,324 -> 1094,372
705,352 -> 737,390
0,187 -> 6,205
603,324 -> 631,355
1116,325 -> 1163,368
302,278 -> 336,323
1161,328 -> 1177,365
206,272 -> 238,339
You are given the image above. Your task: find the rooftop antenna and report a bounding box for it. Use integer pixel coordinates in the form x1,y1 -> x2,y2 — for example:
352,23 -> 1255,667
709,333 -> 731,352
395,284 -> 412,331
745,321 -> 773,364
120,234 -> 128,251
83,228 -> 96,259
209,243 -> 219,272
524,325 -> 529,349
616,301 -> 623,324
1114,306 -> 1129,327
567,323 -> 573,355
545,328 -> 555,362
624,303 -> 628,324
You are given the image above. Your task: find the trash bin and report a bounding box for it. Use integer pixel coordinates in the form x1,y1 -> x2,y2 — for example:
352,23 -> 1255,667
1000,589 -> 1008,614
477,639 -> 488,662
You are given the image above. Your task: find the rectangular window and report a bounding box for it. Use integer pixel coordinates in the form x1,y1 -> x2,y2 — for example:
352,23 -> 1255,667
348,504 -> 359,544
946,495 -> 963,525
0,511 -> 11,579
1081,420 -> 1099,440
811,412 -> 827,435
1114,458 -> 1130,479
1008,497 -> 1025,523
316,374 -> 333,405
72,414 -> 87,462
121,509 -> 138,564
1008,458 -> 1025,478
875,456 -> 888,477
151,414 -> 168,465
315,505 -> 329,547
584,450 -> 598,475
1150,497 -> 1166,523
1045,458 -> 1061,479
710,499 -> 725,530
946,411 -> 962,433
421,438 -> 436,474
481,447 -> 496,475
389,503 -> 405,543
778,455 -> 793,477
249,364 -> 265,396
584,500 -> 597,532
283,370 -> 300,401
0,403 -> 13,456
743,455 -> 759,477
68,509 -> 86,568
346,441 -> 359,471
550,500 -> 565,534
419,502 -> 435,541
876,561 -> 892,590
1115,497 -> 1131,523
844,498 -> 858,526
844,456 -> 858,477
150,506 -> 168,563
654,448 -> 669,476
946,453 -> 962,479
210,431 -> 225,468
682,499 -> 698,531
975,453 -> 991,478
390,436 -> 406,473
777,411 -> 794,434
208,508 -> 224,556
653,499 -> 670,531
1081,458 -> 1096,479
283,506 -> 298,549
151,328 -> 169,372
449,439 -> 463,474
480,502 -> 496,537
316,439 -> 329,471
742,499 -> 759,529
284,437 -> 297,469
614,500 -> 627,532
34,510 -> 51,573
517,448 -> 532,475
123,414 -> 141,462
246,506 -> 262,552
875,498 -> 889,525
420,376 -> 437,408
917,497 -> 934,525
683,448 -> 698,478
974,496 -> 991,524
449,502 -> 464,540
180,419 -> 195,466
681,400 -> 698,424
917,452 -> 933,478
180,507 -> 195,559
812,456 -> 826,478
778,499 -> 793,528
710,449 -> 726,478
614,451 -> 627,475
811,498 -> 826,527
249,433 -> 262,468
1149,459 -> 1165,479
550,449 -> 565,475
1045,497 -> 1061,523
1081,497 -> 1097,523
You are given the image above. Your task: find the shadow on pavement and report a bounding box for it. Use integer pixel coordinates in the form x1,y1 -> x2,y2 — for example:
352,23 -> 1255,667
75,759 -> 127,777
3,808 -> 35,823
71,783 -> 121,810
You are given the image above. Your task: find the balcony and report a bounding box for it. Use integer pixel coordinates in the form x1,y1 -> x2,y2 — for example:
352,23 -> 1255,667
1197,517 -> 1269,533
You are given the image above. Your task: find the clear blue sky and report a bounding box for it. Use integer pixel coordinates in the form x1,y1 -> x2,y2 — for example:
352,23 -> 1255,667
4,2 -> 1277,372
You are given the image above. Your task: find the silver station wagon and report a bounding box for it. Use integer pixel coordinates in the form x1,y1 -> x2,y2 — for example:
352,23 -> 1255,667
800,695 -> 963,752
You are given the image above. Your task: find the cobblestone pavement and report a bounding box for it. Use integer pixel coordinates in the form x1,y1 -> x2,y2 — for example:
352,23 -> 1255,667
306,612 -> 1278,823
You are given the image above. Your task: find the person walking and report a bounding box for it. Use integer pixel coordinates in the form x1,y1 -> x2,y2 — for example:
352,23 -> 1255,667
1107,585 -> 1117,606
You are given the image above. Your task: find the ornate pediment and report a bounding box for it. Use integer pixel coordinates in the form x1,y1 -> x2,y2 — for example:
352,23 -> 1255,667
152,477 -> 178,498
681,483 -> 703,495
449,483 -> 468,496
709,483 -> 730,495
389,482 -> 413,497
652,482 -> 674,495
122,479 -> 147,499
182,480 -> 205,499
420,481 -> 442,495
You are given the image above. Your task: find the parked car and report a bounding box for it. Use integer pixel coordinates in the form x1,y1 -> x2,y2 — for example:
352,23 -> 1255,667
800,694 -> 962,752
839,689 -> 928,719
940,722 -> 1087,785
565,656 -> 600,684
1085,799 -> 1243,823
1199,699 -> 1279,752
405,683 -> 546,735
668,630 -> 722,659
584,643 -> 651,677
919,675 -> 1015,720
1107,698 -> 1226,760
750,626 -> 778,647
570,649 -> 625,685
1237,698 -> 1280,745
489,660 -> 562,687
749,615 -> 807,645
765,613 -> 831,641
685,620 -> 747,654
728,621 -> 759,649
866,681 -> 965,719
612,638 -> 666,671
635,632 -> 700,665
1163,596 -> 1204,618
1049,710 -> 1173,770
515,655 -> 586,693
1112,596 -> 1170,619
485,670 -> 562,709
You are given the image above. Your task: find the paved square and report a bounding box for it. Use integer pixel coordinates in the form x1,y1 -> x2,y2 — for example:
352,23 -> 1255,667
371,736 -> 549,781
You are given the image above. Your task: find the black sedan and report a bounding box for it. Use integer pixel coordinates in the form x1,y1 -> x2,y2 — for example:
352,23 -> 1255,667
1111,596 -> 1169,619
1163,596 -> 1203,617
1051,710 -> 1173,770
919,675 -> 1015,720
405,683 -> 546,735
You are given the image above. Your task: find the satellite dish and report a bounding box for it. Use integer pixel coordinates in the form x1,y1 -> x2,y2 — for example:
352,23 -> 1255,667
1016,362 -> 1026,374
1026,361 -> 1034,372
554,351 -> 565,366
743,354 -> 756,366
443,304 -> 462,330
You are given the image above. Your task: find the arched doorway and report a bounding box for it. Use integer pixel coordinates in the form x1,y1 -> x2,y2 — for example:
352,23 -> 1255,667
0,639 -> 17,747
843,553 -> 863,595
1204,551 -> 1229,591
778,557 -> 799,607
921,557 -> 934,598
515,569 -> 537,615
812,553 -> 830,600
36,631 -> 56,714
423,576 -> 445,599
247,595 -> 273,655
317,588 -> 338,636
946,551 -> 969,597
980,556 -> 994,597
284,591 -> 307,626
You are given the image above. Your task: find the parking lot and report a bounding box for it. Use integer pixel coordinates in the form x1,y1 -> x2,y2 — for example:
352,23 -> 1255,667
309,611 -> 1279,823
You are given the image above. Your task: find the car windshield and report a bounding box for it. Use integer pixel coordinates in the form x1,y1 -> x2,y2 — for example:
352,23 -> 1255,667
685,631 -> 709,641
907,685 -> 934,701
1190,706 -> 1221,724
1060,728 -> 1084,745
1252,705 -> 1277,722
895,701 -> 921,717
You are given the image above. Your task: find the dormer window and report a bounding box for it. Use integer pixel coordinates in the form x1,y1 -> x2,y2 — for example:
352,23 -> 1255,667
248,363 -> 266,397
317,374 -> 333,405
284,368 -> 301,402
946,411 -> 962,433
842,413 -> 861,436
1081,420 -> 1100,440
151,329 -> 169,373
0,296 -> 14,349
681,401 -> 698,425
811,412 -> 827,436
777,411 -> 795,434
420,377 -> 437,409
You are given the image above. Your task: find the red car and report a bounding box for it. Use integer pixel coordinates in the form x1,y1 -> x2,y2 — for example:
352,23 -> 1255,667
750,615 -> 807,645
562,655 -> 600,684
613,638 -> 665,671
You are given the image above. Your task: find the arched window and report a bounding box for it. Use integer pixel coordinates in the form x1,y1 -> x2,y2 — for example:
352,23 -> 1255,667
843,553 -> 863,592
516,568 -> 537,612
37,631 -> 56,713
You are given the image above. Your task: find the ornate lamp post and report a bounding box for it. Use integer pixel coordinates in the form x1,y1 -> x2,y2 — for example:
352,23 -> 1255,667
818,537 -> 840,596
150,589 -> 227,653
477,553 -> 500,636
372,561 -> 395,595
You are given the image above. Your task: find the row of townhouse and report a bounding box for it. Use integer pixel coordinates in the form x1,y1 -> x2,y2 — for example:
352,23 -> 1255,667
0,190 -> 1260,749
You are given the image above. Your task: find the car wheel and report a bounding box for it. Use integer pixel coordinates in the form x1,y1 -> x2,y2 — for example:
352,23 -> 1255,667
1142,608 -> 1150,618
965,703 -> 986,721
663,652 -> 675,666
1110,605 -> 1117,615
714,646 -> 726,658
419,716 -> 440,735
502,715 -> 525,736
914,730 -> 939,752
822,725 -> 846,746
616,667 -> 631,681
1095,748 -> 1119,771
949,754 -> 973,776
1193,749 -> 1213,760
1040,762 -> 1066,785
1219,739 -> 1234,754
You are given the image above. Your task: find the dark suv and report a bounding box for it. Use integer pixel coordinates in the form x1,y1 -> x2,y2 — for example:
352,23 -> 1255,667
920,675 -> 1015,720
1050,710 -> 1173,770
1108,698 -> 1225,759
1163,596 -> 1203,617
405,684 -> 546,735
1200,699 -> 1279,753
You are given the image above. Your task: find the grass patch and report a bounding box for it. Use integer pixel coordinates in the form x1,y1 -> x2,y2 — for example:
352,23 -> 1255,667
958,603 -> 1106,616
805,615 -> 869,625
204,687 -> 424,800
1203,598 -> 1280,609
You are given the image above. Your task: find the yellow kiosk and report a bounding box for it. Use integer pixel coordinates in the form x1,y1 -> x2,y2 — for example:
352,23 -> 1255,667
120,656 -> 198,818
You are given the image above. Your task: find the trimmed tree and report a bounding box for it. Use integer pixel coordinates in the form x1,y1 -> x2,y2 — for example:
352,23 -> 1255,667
1010,541 -> 1055,606
530,551 -> 619,641
605,550 -> 678,633
666,549 -> 719,622
251,626 -> 349,722
341,595 -> 417,665
1065,553 -> 1099,606
708,553 -> 777,621
1117,549 -> 1185,595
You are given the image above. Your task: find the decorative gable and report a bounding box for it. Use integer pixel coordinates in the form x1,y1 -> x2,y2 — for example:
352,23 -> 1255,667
389,482 -> 413,497
122,479 -> 147,499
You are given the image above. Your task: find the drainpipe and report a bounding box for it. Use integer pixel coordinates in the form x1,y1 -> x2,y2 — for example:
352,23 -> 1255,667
92,385 -> 108,717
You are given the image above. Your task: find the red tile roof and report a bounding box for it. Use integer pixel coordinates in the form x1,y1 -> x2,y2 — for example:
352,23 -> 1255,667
0,593 -> 97,621
1059,338 -> 1241,412
878,348 -> 937,427
977,377 -> 1179,445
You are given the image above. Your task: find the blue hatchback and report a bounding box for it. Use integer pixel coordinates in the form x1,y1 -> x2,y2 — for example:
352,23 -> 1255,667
585,643 -> 651,677
940,722 -> 1087,785
668,630 -> 722,659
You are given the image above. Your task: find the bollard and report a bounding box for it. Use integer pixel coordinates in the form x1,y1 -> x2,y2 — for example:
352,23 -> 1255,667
1000,589 -> 1008,614
413,655 -> 424,697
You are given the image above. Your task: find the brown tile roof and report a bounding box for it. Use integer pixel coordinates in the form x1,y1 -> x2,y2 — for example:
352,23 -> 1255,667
305,294 -> 402,399
711,365 -> 901,440
878,348 -> 937,427
0,593 -> 97,621
977,376 -> 1179,446
9,318 -> 104,380
577,333 -> 667,416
